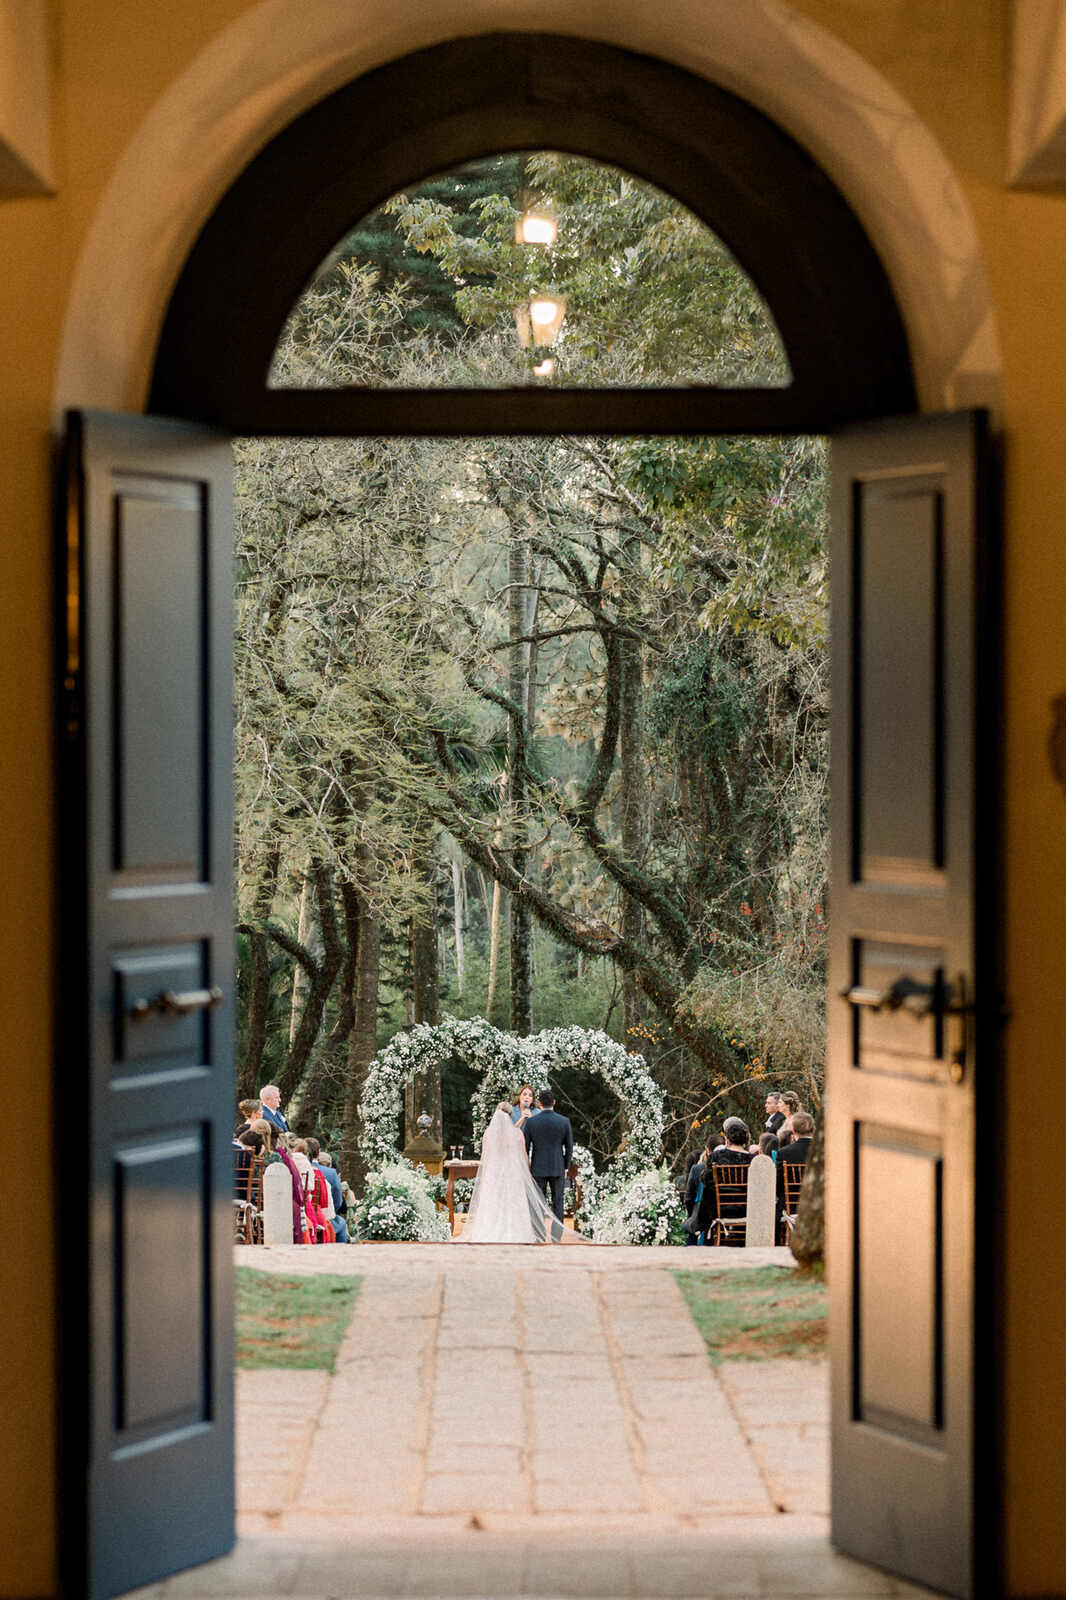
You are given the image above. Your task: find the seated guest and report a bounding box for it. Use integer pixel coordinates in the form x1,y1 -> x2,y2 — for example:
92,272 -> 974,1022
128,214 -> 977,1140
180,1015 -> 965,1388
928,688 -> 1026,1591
247,1117 -> 277,1156
290,1138 -> 334,1243
778,1111 -> 813,1170
234,1098 -> 261,1137
776,1091 -> 802,1147
233,1127 -> 263,1195
759,1130 -> 780,1163
696,1118 -> 754,1239
777,1112 -> 814,1235
684,1136 -> 714,1246
306,1136 -> 348,1243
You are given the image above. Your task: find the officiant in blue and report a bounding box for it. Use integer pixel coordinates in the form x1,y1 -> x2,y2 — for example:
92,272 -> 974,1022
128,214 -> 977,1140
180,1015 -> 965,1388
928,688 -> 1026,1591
523,1088 -> 574,1241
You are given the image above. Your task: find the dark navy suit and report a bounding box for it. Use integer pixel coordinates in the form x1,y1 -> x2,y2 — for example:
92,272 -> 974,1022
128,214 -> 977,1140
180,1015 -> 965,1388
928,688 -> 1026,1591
260,1103 -> 289,1133
523,1107 -> 573,1238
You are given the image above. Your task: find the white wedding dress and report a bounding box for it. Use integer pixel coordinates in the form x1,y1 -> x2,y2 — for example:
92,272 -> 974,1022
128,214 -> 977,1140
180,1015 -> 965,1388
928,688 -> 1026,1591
455,1107 -> 582,1244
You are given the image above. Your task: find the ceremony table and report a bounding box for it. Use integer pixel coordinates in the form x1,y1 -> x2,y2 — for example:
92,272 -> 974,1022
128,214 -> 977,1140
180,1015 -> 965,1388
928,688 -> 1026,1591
442,1157 -> 583,1234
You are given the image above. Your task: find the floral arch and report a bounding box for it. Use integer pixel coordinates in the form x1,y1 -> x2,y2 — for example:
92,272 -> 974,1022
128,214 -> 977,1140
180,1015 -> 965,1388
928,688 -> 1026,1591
358,1014 -> 663,1186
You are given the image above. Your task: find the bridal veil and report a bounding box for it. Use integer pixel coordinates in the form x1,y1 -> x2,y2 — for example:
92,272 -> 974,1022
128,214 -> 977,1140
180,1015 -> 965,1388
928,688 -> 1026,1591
455,1106 -> 584,1244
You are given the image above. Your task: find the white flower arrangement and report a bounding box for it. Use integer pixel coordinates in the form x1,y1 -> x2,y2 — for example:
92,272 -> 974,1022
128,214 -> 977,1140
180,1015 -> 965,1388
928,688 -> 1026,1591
353,1161 -> 451,1243
357,1015 -> 665,1205
589,1164 -> 686,1246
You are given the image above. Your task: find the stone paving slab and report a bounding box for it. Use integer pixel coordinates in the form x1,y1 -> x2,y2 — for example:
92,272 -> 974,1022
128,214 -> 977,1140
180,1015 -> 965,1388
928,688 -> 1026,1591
125,1524 -> 938,1598
117,1245 -> 937,1599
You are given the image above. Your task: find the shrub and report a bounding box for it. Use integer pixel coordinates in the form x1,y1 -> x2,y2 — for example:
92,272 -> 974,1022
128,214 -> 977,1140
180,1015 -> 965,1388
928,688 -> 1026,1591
353,1162 -> 451,1243
590,1164 -> 686,1246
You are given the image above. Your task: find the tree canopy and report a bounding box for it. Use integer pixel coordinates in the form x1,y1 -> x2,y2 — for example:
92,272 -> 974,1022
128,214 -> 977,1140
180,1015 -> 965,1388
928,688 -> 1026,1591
235,153 -> 828,1177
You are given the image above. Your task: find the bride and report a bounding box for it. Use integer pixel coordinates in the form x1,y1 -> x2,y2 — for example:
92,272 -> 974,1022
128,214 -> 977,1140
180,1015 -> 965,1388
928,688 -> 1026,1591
455,1102 -> 582,1244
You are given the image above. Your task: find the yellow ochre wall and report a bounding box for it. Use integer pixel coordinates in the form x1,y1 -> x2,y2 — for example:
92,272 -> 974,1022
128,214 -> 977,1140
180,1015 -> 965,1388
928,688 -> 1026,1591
0,2 -> 1062,1594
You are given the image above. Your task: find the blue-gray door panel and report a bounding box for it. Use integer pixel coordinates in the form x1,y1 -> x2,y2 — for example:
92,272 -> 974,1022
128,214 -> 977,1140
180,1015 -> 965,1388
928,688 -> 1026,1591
61,411 -> 234,1600
827,411 -> 998,1598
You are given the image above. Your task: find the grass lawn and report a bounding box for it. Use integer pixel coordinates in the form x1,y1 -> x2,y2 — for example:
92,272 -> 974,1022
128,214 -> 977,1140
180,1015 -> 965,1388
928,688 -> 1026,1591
673,1265 -> 827,1363
235,1268 -> 362,1371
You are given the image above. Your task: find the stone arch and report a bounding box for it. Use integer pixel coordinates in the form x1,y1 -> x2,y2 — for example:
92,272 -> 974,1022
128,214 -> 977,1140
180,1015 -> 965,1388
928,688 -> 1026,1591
55,0 -> 1000,423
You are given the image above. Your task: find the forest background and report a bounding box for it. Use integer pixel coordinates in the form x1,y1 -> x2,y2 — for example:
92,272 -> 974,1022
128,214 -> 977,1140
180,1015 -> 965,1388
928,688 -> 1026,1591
232,152 -> 829,1192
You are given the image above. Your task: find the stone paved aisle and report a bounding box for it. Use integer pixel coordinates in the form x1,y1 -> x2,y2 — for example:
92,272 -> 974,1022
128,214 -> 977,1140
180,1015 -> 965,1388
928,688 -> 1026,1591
125,1244 -> 935,1598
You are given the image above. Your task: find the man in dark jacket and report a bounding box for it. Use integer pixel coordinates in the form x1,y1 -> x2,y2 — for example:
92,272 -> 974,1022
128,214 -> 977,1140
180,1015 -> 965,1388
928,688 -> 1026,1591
777,1112 -> 814,1201
523,1089 -> 573,1241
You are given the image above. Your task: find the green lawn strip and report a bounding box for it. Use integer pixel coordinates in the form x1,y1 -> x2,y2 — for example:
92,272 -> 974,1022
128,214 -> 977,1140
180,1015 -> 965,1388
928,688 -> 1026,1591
235,1268 -> 362,1371
673,1265 -> 827,1364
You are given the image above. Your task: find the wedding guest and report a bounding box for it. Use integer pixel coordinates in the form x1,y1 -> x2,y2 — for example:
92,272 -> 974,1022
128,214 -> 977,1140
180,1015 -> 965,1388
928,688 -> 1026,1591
778,1111 -> 813,1171
272,1131 -> 307,1243
684,1136 -> 713,1246
696,1117 -> 754,1240
233,1127 -> 263,1195
759,1130 -> 780,1163
777,1091 -> 801,1147
764,1091 -> 786,1134
511,1085 -> 536,1127
306,1136 -> 348,1243
290,1138 -> 334,1243
258,1083 -> 289,1133
777,1112 -> 814,1230
235,1098 -> 261,1136
248,1117 -> 277,1155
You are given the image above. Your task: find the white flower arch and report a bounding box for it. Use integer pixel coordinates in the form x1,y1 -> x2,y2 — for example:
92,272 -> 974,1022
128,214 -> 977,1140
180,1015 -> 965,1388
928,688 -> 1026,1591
358,1014 -> 663,1186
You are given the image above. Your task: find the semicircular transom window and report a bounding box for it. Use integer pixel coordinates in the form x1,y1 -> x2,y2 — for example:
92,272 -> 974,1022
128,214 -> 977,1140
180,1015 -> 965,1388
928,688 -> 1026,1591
269,153 -> 791,392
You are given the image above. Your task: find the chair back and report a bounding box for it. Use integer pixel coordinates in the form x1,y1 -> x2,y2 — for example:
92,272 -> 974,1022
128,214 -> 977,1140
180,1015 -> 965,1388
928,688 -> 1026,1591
780,1160 -> 806,1215
711,1158 -> 751,1215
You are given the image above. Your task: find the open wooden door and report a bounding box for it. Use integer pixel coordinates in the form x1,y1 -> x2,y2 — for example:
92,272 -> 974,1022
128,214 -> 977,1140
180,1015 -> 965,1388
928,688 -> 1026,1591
827,411 -> 999,1598
59,412 -> 235,1599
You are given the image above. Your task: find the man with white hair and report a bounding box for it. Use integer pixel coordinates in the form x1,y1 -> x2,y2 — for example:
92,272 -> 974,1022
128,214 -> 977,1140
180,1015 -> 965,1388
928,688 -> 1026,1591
258,1084 -> 289,1133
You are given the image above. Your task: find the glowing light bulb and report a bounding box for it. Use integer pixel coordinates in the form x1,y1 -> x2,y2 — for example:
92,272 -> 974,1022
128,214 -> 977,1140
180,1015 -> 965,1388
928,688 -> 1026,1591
529,295 -> 562,327
515,209 -> 558,246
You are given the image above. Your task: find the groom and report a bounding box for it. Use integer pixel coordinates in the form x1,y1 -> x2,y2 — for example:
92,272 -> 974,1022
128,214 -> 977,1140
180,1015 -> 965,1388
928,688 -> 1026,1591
523,1089 -> 573,1242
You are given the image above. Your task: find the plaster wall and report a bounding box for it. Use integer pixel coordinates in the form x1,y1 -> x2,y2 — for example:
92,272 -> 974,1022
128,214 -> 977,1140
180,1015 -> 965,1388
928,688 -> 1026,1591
0,1 -> 1063,1594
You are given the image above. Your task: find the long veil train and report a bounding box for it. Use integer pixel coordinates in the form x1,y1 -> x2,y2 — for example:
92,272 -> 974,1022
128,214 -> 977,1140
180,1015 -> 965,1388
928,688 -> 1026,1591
455,1106 -> 585,1244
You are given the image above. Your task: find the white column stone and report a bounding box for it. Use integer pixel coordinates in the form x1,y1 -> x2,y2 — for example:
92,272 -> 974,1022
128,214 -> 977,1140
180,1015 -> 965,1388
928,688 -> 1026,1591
745,1153 -> 777,1247
263,1161 -> 294,1246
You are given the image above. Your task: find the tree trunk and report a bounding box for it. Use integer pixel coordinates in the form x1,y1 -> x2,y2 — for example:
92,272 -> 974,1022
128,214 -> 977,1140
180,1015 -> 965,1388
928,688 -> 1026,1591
789,1114 -> 825,1270
252,844 -> 280,919
292,879 -> 360,1136
275,862 -> 344,1105
486,878 -> 503,1023
405,829 -> 443,1146
237,926 -> 270,1098
619,616 -> 645,1044
508,531 -> 534,1035
451,849 -> 465,997
289,861 -> 319,1045
340,874 -> 381,1197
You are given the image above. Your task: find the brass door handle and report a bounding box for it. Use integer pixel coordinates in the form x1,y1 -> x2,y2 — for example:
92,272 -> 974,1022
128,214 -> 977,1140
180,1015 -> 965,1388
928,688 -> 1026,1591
842,976 -> 942,1017
844,973 -> 974,1081
129,985 -> 223,1020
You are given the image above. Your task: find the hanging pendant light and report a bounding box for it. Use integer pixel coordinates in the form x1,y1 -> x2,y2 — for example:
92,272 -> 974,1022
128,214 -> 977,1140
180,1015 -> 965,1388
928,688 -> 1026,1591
515,205 -> 557,246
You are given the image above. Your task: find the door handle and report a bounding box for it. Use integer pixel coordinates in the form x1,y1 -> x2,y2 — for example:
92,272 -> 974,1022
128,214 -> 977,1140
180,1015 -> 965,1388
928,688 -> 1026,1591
843,973 -> 973,1080
842,975 -> 943,1017
129,985 -> 224,1020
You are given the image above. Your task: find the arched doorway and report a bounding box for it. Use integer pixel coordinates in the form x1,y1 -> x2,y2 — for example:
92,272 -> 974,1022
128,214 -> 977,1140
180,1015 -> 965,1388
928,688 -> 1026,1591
57,26 -> 1000,1600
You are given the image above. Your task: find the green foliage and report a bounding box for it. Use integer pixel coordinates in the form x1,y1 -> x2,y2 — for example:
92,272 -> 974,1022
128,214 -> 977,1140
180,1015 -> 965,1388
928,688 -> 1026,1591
337,155 -> 524,338
386,151 -> 789,387
233,151 -> 830,1175
234,1269 -> 361,1370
